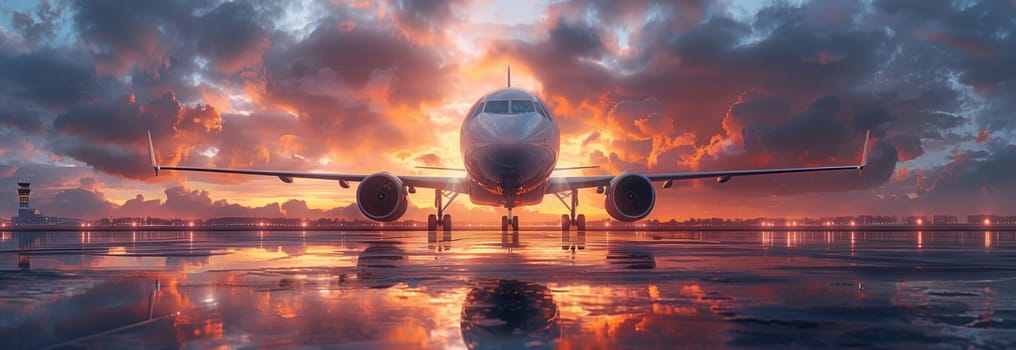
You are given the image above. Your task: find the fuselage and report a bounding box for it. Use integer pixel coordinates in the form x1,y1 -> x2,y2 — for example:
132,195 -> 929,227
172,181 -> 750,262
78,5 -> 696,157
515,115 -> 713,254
460,88 -> 560,208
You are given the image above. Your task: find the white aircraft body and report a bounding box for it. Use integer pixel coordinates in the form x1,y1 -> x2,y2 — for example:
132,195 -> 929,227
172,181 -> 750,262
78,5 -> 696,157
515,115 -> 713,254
148,72 -> 868,232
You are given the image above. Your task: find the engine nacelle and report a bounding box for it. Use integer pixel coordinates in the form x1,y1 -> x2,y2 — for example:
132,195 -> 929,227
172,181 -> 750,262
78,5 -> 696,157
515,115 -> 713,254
604,172 -> 656,222
356,172 -> 408,222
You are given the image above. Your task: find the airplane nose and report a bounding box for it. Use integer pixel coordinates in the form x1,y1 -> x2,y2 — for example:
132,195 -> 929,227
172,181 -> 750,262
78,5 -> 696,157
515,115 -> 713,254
492,145 -> 527,170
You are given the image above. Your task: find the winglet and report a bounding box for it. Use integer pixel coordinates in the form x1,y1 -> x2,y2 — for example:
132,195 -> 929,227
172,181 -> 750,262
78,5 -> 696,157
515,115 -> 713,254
147,130 -> 160,176
858,130 -> 870,172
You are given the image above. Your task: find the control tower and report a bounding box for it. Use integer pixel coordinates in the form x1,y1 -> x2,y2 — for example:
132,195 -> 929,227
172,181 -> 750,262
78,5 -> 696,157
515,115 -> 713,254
13,182 -> 44,224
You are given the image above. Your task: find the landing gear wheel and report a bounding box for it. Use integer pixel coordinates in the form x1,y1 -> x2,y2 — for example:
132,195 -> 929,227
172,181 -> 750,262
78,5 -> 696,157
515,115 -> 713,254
442,214 -> 452,232
576,214 -> 586,231
501,216 -> 509,232
561,214 -> 571,231
427,214 -> 438,231
512,216 -> 519,233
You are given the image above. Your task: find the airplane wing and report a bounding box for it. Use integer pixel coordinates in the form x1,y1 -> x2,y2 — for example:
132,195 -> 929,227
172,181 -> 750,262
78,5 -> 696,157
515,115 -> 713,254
546,131 -> 870,193
147,131 -> 467,192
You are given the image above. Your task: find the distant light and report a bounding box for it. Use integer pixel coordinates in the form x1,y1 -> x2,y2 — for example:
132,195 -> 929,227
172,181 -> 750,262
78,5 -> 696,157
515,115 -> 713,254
984,219 -> 991,225
81,223 -> 86,227
189,222 -> 195,227
916,219 -> 923,225
850,221 -> 856,226
301,222 -> 308,227
131,222 -> 137,227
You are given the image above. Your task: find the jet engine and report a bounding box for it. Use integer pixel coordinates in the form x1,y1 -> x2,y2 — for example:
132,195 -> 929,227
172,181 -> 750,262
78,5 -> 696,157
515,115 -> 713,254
604,172 -> 655,222
356,172 -> 408,222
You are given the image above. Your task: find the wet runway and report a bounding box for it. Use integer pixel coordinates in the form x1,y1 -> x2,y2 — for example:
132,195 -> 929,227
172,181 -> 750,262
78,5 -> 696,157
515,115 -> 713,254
1,230 -> 1014,349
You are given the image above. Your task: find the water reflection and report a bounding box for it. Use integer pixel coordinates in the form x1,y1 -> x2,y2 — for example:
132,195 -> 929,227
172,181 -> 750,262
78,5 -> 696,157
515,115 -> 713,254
356,241 -> 408,288
461,279 -> 559,349
1,230 -> 1014,349
605,243 -> 656,269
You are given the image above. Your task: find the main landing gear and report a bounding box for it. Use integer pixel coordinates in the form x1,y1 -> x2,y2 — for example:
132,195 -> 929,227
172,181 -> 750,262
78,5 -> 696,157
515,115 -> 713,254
427,189 -> 458,232
555,189 -> 586,231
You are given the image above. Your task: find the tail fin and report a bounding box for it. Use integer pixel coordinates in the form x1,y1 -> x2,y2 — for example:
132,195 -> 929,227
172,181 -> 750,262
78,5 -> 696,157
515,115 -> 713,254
147,130 -> 160,176
507,64 -> 511,88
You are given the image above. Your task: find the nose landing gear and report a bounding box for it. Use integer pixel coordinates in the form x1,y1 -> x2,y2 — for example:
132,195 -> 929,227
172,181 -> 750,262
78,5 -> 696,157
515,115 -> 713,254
501,214 -> 519,233
501,188 -> 520,233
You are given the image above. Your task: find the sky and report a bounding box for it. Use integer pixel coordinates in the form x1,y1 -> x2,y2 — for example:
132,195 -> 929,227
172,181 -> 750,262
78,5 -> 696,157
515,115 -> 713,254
0,0 -> 1015,222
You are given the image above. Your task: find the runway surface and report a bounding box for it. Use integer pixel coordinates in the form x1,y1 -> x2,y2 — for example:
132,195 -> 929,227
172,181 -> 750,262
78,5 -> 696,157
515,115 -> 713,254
1,230 -> 1014,349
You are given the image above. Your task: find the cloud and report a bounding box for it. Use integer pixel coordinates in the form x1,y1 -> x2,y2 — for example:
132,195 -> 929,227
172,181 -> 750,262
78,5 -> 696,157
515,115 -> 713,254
9,0 -> 64,43
50,92 -> 222,179
1,0 -> 1015,220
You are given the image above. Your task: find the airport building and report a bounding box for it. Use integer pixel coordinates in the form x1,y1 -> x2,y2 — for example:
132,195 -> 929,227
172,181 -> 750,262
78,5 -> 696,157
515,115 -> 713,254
11,182 -> 81,225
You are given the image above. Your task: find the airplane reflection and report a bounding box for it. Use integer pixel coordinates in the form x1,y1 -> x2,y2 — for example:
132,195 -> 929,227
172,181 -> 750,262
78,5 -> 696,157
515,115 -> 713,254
501,230 -> 519,248
461,279 -> 560,350
561,231 -> 586,251
606,243 -> 656,269
428,229 -> 452,251
356,241 -> 409,288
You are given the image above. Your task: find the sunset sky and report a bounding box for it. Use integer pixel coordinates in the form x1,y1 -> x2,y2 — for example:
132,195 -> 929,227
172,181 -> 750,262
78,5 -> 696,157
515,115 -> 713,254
1,0 -> 1014,222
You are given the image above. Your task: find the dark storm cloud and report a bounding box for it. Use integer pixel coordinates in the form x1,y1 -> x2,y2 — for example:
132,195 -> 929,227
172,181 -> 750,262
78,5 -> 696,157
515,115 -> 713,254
1,0 -> 1015,219
39,188 -> 117,219
489,18 -> 613,105
263,16 -> 450,107
873,0 -> 1016,131
384,0 -> 466,42
9,0 -> 64,43
71,0 -> 193,76
484,0 -> 1016,205
925,142 -> 1016,196
191,1 -> 272,73
50,92 -> 221,179
887,134 -> 924,162
0,48 -> 107,109
699,95 -> 897,196
0,0 -> 461,186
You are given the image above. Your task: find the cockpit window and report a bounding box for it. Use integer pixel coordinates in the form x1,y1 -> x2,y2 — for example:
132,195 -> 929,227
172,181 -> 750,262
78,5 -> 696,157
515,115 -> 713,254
536,102 -> 553,119
484,100 -> 509,113
510,100 -> 535,114
468,102 -> 484,119
466,101 -> 481,119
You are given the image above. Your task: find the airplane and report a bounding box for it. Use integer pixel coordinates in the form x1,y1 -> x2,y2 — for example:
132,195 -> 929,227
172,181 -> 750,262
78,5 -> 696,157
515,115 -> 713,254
147,68 -> 869,232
